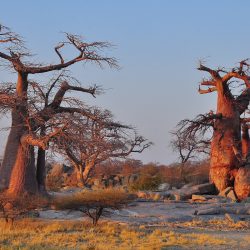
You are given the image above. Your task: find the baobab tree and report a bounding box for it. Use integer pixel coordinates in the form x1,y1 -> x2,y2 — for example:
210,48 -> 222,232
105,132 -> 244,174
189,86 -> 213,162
0,24 -> 117,196
177,60 -> 250,199
51,109 -> 151,186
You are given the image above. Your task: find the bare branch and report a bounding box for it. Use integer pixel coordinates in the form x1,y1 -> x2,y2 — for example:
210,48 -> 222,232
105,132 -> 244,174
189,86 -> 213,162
200,79 -> 216,86
54,43 -> 65,64
198,86 -> 217,94
198,63 -> 221,79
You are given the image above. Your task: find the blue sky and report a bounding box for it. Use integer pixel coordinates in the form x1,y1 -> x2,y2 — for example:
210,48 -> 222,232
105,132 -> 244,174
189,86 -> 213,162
1,0 -> 250,164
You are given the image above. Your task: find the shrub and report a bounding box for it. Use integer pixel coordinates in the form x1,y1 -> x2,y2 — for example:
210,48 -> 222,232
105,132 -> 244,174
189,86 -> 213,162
52,189 -> 135,225
130,165 -> 163,191
0,193 -> 49,225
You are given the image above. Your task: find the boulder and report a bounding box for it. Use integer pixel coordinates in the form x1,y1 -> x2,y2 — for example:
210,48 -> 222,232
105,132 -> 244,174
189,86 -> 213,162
157,183 -> 171,191
196,207 -> 221,215
193,183 -> 216,194
170,183 -> 215,201
191,194 -> 207,202
173,191 -> 196,201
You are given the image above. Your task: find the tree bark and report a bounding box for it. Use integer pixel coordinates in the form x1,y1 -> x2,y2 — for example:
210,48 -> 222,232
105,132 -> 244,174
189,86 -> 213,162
0,113 -> 23,190
76,165 -> 85,187
7,142 -> 37,195
76,163 -> 94,187
0,72 -> 38,195
241,124 -> 250,161
36,148 -> 46,193
210,92 -> 240,191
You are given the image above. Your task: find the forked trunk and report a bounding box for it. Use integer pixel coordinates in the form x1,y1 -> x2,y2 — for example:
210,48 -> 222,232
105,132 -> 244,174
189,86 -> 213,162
76,163 -> 94,187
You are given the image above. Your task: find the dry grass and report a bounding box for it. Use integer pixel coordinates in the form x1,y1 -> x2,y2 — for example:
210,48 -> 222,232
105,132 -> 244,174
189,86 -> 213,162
0,218 -> 247,250
176,218 -> 250,231
53,188 -> 135,209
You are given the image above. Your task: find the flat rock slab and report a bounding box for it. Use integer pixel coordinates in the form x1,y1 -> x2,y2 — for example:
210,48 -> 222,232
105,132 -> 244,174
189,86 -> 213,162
37,199 -> 249,224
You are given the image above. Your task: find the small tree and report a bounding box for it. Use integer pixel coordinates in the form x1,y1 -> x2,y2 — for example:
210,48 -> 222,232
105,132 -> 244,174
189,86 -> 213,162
53,189 -> 135,225
51,110 -> 152,186
170,129 -> 210,183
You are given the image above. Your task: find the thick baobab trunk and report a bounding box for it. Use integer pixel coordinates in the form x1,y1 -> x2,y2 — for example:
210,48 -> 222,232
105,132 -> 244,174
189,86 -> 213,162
197,62 -> 250,199
0,72 -> 38,195
0,113 -> 24,189
234,124 -> 250,200
8,142 -> 37,195
242,124 -> 250,161
234,167 -> 250,201
210,94 -> 241,192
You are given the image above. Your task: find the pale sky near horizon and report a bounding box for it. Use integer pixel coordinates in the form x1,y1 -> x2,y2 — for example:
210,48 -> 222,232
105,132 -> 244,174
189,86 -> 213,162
1,0 -> 250,164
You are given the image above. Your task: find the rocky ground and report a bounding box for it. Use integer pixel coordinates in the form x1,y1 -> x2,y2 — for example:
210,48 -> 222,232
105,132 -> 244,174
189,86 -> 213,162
39,199 -> 250,224
38,199 -> 250,249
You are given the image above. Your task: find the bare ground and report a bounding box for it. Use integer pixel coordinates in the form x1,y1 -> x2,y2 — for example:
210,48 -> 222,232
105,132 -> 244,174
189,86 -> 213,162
38,200 -> 250,250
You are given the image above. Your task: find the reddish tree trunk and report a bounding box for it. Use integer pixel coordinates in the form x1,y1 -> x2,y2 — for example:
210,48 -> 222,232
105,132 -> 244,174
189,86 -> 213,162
0,72 -> 38,195
0,114 -> 23,190
7,142 -> 37,195
241,124 -> 250,161
210,92 -> 240,191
